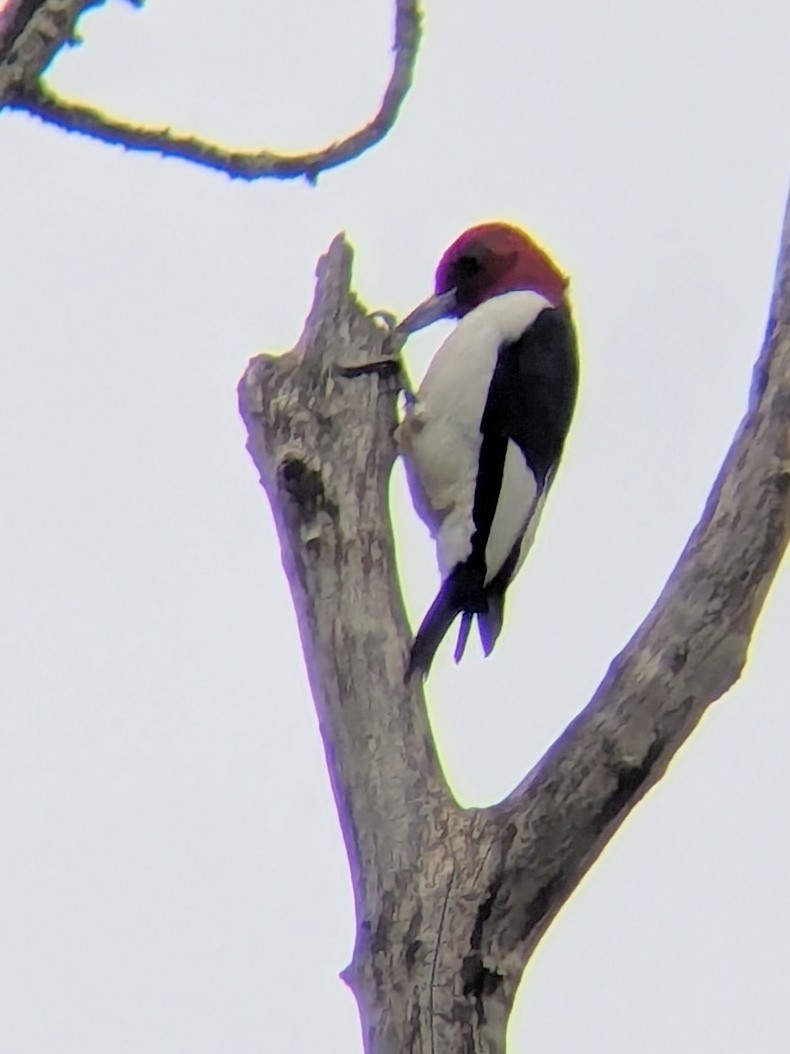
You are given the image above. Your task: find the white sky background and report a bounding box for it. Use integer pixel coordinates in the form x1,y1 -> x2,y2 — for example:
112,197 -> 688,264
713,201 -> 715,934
1,0 -> 790,1050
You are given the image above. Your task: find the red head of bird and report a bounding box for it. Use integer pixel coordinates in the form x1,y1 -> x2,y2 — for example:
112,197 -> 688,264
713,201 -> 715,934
398,222 -> 569,334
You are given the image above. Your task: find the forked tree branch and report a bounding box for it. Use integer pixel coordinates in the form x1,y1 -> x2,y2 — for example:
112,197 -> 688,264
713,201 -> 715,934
238,191 -> 790,1053
2,0 -> 423,183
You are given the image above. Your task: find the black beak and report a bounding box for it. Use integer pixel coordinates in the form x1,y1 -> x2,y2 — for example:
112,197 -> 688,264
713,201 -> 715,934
395,289 -> 457,335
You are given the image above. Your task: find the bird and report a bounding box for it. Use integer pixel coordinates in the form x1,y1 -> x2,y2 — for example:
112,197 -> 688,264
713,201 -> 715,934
395,222 -> 579,679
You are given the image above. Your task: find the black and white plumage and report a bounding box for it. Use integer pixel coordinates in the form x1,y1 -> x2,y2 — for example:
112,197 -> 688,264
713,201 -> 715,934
396,223 -> 578,678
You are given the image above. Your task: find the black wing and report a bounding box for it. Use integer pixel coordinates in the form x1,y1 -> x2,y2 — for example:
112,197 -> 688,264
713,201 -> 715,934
467,304 -> 578,580
481,305 -> 578,490
471,306 -> 578,654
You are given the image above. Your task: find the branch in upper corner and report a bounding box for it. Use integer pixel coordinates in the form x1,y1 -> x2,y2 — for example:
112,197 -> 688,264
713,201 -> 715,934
0,1 -> 35,57
5,0 -> 423,184
0,1 -> 109,90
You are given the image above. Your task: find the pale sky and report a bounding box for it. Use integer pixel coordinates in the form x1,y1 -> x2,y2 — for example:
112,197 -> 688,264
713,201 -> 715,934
2,1 -> 790,1051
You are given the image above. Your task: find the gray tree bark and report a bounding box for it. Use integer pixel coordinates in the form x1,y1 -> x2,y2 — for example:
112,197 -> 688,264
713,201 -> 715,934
0,0 -> 104,96
238,193 -> 790,1053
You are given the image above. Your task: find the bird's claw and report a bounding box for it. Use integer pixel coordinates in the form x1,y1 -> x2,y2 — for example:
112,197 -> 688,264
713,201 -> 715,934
334,358 -> 416,406
337,310 -> 414,400
368,309 -> 398,332
334,357 -> 402,380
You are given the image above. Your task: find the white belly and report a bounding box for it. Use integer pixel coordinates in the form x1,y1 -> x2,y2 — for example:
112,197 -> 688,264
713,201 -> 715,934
397,289 -> 549,582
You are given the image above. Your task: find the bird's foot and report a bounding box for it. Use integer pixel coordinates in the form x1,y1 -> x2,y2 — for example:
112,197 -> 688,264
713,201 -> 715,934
369,309 -> 398,331
335,309 -> 414,400
334,357 -> 402,380
335,359 -> 415,405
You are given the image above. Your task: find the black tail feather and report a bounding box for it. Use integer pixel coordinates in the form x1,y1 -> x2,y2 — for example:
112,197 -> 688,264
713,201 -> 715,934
406,564 -> 486,680
476,536 -> 520,657
406,589 -> 463,680
453,613 -> 474,663
407,535 -> 525,679
477,590 -> 505,656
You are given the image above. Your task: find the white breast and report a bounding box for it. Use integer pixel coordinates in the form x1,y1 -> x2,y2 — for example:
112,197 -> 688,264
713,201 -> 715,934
398,290 -> 550,581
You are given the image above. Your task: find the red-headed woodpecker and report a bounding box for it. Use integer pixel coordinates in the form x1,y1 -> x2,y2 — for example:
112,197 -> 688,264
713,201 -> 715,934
396,222 -> 578,678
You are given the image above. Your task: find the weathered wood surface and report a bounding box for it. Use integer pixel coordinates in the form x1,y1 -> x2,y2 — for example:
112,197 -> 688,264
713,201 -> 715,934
238,201 -> 790,1052
0,0 -> 104,97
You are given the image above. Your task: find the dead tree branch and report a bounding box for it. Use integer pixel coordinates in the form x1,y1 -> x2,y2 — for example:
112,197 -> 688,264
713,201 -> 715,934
473,196 -> 790,970
0,0 -> 116,94
2,0 -> 423,183
238,189 -> 790,1053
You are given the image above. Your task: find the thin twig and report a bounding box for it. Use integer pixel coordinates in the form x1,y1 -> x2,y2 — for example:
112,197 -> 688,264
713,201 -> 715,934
7,0 -> 423,183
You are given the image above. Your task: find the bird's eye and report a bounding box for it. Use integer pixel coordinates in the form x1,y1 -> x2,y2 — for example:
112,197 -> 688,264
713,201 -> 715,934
455,254 -> 482,279
448,252 -> 486,286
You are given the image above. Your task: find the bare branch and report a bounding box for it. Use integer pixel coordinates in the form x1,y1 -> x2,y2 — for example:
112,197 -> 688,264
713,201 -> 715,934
238,190 -> 790,1052
472,192 -> 790,977
5,0 -> 423,183
0,0 -> 108,95
0,0 -> 34,53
